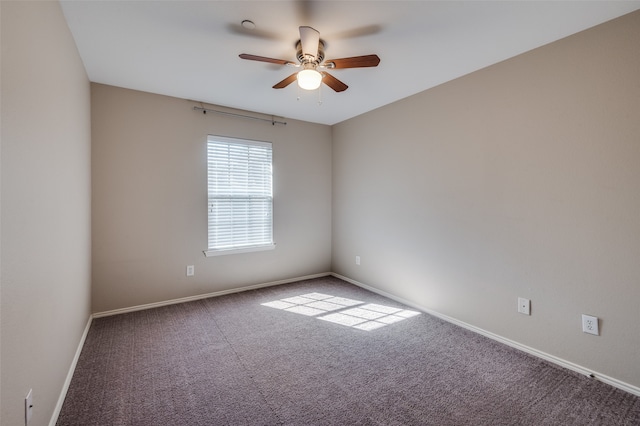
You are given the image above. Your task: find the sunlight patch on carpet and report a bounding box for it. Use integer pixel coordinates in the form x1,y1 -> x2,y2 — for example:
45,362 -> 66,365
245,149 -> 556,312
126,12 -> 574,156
261,293 -> 420,331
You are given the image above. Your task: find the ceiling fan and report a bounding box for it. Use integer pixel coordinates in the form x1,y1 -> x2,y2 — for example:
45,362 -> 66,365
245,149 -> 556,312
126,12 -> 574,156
239,26 -> 380,92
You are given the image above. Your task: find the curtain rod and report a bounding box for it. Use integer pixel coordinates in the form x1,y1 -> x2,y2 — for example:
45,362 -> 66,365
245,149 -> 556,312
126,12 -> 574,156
193,106 -> 287,126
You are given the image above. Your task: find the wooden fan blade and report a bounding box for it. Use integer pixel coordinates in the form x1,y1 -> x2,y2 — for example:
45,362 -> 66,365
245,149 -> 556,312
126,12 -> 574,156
322,72 -> 348,92
239,54 -> 294,66
273,73 -> 298,89
325,54 -> 380,69
299,26 -> 320,58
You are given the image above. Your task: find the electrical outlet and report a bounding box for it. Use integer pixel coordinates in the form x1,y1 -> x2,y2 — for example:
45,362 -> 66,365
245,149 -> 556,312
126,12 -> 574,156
186,265 -> 194,277
355,256 -> 360,266
582,314 -> 599,336
517,297 -> 530,315
25,389 -> 33,425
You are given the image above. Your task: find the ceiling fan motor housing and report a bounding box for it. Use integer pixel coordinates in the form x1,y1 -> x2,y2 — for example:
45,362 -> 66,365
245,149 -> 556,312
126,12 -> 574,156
296,40 -> 325,67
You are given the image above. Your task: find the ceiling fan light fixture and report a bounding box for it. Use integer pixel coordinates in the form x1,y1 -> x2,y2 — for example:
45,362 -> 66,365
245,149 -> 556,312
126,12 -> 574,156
297,69 -> 322,90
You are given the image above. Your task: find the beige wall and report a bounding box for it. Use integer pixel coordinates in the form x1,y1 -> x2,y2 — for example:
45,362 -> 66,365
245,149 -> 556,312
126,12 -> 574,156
91,84 -> 332,313
1,2 -> 92,425
332,11 -> 640,388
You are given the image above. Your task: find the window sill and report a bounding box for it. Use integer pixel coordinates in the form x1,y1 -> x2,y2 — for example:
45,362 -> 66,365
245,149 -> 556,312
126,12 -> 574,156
203,243 -> 276,257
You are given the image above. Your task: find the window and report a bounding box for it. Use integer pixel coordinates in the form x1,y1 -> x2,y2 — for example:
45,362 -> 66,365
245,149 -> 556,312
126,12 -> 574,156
205,135 -> 274,256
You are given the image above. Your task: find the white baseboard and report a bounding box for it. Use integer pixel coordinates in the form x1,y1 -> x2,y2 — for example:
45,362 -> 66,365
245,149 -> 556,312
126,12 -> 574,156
49,315 -> 93,426
92,272 -> 332,318
331,272 -> 640,398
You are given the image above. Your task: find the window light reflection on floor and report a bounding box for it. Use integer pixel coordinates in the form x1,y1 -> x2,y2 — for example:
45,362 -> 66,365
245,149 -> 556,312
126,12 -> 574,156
261,292 -> 420,331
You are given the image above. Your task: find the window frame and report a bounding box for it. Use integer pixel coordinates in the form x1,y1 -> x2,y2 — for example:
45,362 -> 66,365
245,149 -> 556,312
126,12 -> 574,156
204,135 -> 275,257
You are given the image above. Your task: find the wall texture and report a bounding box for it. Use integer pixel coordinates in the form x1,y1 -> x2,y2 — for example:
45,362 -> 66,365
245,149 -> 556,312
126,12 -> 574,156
91,84 -> 332,313
332,11 -> 640,388
1,2 -> 92,425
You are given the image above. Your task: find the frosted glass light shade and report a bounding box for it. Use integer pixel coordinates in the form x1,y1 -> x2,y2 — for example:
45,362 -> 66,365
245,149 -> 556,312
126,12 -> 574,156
297,69 -> 322,90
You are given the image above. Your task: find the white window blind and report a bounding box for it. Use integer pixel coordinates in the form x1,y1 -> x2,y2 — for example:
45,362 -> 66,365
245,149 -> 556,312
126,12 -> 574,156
206,136 -> 273,255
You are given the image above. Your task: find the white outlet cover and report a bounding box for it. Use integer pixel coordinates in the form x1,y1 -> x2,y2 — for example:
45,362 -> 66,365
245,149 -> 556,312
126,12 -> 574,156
517,297 -> 530,315
582,314 -> 599,335
25,389 -> 33,424
186,265 -> 194,277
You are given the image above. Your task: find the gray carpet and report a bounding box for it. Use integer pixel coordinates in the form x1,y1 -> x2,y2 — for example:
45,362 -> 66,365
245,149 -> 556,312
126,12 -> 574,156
57,276 -> 640,425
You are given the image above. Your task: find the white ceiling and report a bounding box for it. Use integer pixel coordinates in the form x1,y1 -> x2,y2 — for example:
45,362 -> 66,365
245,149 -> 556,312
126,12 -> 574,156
60,1 -> 640,126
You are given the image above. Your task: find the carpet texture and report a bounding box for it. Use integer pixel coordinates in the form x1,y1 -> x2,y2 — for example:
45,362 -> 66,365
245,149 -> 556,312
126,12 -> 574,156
57,276 -> 640,425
